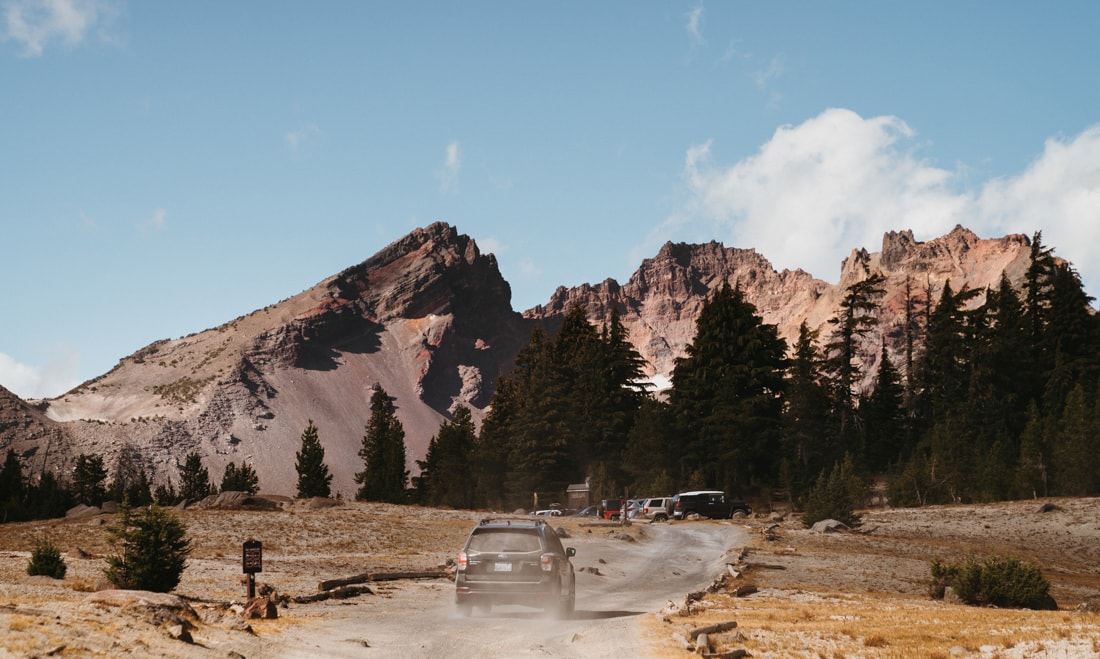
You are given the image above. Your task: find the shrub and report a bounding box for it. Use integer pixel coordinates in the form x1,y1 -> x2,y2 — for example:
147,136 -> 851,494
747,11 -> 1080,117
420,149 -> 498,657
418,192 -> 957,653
27,537 -> 67,579
930,555 -> 1051,609
803,457 -> 862,528
105,502 -> 191,592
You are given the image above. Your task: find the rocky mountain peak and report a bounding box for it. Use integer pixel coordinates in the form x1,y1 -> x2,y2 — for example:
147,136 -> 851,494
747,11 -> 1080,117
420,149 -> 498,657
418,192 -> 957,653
0,223 -> 1049,497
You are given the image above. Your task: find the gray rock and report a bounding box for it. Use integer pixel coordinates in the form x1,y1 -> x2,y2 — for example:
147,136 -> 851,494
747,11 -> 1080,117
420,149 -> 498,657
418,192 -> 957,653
810,519 -> 850,533
65,504 -> 101,520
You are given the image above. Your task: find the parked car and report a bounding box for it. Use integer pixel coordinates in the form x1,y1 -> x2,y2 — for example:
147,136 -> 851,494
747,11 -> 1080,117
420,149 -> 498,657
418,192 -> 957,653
671,490 -> 752,520
639,496 -> 673,522
532,509 -> 562,517
454,518 -> 576,617
572,505 -> 600,518
598,498 -> 623,521
624,498 -> 645,519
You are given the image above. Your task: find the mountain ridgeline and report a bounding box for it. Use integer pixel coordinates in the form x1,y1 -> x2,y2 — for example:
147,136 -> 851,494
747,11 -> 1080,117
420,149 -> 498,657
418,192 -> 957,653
2,222 -> 1097,510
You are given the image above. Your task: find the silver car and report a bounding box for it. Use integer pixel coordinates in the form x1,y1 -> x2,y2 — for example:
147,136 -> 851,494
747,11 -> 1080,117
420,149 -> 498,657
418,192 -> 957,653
638,496 -> 673,522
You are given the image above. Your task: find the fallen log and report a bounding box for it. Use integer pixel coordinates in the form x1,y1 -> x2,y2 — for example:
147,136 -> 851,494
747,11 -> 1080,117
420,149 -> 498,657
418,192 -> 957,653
318,570 -> 448,592
688,621 -> 738,637
293,585 -> 374,604
702,650 -> 749,659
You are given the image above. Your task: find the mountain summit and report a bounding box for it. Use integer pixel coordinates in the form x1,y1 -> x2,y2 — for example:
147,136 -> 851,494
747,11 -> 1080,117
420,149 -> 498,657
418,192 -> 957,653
1,224 -> 1037,496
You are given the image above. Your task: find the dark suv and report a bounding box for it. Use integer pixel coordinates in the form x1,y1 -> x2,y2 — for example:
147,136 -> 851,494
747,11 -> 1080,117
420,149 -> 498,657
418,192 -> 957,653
671,490 -> 752,520
454,518 -> 576,617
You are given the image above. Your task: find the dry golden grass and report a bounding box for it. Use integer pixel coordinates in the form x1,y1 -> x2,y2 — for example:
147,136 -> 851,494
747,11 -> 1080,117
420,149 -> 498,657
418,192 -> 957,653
645,497 -> 1100,658
4,496 -> 1100,657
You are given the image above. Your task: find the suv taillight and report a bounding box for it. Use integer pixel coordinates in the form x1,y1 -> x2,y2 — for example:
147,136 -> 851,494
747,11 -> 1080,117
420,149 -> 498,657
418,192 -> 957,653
643,507 -> 649,514
540,553 -> 554,572
458,551 -> 468,570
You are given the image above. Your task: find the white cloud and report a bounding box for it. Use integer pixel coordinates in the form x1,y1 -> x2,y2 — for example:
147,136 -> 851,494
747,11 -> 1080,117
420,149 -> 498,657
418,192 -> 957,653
2,0 -> 114,57
652,108 -> 1100,297
751,55 -> 787,88
138,207 -> 166,234
0,350 -> 80,399
438,141 -> 461,193
685,5 -> 705,46
976,125 -> 1100,295
284,123 -> 321,152
478,236 -> 507,256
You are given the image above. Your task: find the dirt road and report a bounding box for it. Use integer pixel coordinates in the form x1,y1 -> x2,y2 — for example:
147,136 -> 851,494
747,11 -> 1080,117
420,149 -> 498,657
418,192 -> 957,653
257,521 -> 746,658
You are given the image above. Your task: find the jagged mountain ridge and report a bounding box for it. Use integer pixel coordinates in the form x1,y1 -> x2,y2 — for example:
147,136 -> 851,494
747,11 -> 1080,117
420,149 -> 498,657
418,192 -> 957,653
1,223 -> 1036,497
526,225 -> 1034,388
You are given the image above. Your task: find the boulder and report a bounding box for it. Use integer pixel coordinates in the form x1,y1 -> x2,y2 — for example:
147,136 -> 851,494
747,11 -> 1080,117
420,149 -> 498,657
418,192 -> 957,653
304,496 -> 343,510
242,596 -> 278,619
810,519 -> 850,533
65,504 -> 101,520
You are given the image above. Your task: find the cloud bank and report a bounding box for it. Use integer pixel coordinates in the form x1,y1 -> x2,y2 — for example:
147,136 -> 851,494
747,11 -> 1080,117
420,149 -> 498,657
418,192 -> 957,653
2,0 -> 113,57
0,350 -> 80,399
650,108 -> 1100,295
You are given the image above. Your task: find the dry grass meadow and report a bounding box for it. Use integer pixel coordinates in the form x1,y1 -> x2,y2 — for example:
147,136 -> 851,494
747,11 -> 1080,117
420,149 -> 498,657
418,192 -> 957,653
2,496 -> 1100,657
646,497 -> 1100,658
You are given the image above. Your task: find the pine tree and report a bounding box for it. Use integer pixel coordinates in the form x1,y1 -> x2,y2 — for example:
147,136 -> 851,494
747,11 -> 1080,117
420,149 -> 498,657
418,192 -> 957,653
822,273 -> 886,444
355,388 -> 409,503
669,282 -> 788,494
781,322 -> 834,494
802,456 -> 862,528
108,446 -> 152,506
415,407 -> 475,508
295,420 -> 333,498
71,453 -> 108,506
1050,384 -> 1099,496
0,449 -> 26,523
178,452 -> 214,503
220,461 -> 260,494
25,471 -> 73,521
861,341 -> 906,472
105,501 -> 191,592
472,375 -> 518,509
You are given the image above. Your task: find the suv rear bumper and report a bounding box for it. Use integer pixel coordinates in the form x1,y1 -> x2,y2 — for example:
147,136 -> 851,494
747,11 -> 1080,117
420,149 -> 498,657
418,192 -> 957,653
455,576 -> 561,605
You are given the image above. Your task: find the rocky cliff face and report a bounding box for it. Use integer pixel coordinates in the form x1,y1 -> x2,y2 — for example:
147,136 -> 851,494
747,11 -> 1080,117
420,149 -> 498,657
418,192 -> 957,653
525,225 -> 1033,392
0,223 -> 1037,497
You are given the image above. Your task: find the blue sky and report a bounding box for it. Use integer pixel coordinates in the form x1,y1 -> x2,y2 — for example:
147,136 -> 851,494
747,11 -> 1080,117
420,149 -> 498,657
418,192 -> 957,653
3,1 -> 1100,399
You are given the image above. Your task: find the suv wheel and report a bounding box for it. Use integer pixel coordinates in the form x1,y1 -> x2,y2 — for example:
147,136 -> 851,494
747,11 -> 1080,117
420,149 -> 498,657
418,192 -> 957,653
653,513 -> 668,523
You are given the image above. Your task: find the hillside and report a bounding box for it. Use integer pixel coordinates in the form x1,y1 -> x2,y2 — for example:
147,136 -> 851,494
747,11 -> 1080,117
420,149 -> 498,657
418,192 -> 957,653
1,224 -> 1040,496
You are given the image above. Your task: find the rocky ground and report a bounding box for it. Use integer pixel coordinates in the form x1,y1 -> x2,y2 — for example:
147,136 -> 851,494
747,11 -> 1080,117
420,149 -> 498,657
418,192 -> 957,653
2,497 -> 1099,658
653,496 -> 1100,658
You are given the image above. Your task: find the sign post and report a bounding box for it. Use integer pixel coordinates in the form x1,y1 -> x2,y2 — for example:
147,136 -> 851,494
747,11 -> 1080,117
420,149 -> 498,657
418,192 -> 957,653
242,539 -> 262,599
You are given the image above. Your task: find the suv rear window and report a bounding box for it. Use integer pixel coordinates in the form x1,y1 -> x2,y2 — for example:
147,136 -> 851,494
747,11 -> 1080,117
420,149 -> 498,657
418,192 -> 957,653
467,530 -> 542,553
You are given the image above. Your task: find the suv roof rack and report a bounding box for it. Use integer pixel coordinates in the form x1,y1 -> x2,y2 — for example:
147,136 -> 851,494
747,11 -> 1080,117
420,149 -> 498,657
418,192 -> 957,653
478,517 -> 547,526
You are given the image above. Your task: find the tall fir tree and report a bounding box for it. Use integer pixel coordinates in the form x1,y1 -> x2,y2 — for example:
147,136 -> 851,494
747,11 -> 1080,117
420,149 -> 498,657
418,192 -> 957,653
822,273 -> 886,446
415,406 -> 476,508
356,387 -> 409,503
295,420 -> 333,498
0,449 -> 26,523
781,322 -> 834,494
861,341 -> 906,472
179,452 -> 214,503
71,453 -> 108,506
668,282 -> 788,494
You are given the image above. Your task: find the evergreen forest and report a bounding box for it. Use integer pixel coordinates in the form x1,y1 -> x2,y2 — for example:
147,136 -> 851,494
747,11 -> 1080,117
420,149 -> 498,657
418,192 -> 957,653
417,232 -> 1100,511
3,232 -> 1099,522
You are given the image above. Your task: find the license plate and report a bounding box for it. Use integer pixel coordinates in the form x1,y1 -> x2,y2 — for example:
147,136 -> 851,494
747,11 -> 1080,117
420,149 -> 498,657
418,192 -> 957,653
494,562 -> 513,572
